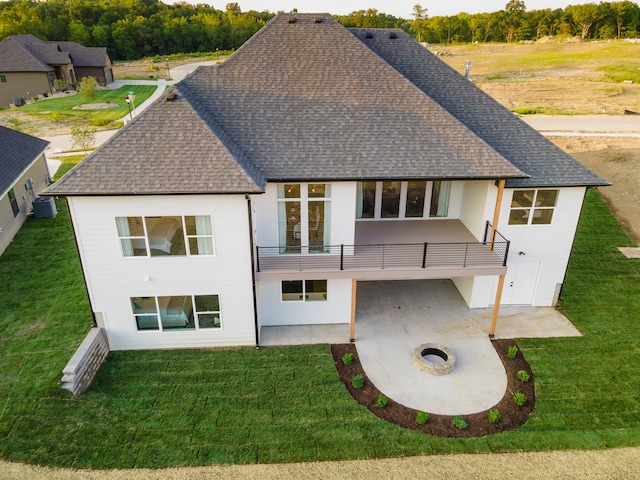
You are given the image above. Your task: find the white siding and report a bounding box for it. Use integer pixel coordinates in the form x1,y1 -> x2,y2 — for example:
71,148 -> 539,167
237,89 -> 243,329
481,186 -> 587,307
0,154 -> 50,256
68,195 -> 256,350
256,278 -> 352,327
458,180 -> 495,240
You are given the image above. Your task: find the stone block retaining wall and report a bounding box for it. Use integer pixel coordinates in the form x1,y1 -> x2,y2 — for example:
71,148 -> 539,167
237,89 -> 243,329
61,327 -> 109,396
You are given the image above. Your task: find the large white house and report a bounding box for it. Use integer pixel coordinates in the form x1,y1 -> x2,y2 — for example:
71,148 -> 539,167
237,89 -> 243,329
46,14 -> 608,351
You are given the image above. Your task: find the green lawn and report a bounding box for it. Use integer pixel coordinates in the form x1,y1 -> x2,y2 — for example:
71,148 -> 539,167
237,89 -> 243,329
0,190 -> 638,469
18,85 -> 156,126
52,155 -> 87,181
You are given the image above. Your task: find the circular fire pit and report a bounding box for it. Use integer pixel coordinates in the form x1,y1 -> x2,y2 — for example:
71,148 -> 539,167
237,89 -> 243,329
413,343 -> 455,375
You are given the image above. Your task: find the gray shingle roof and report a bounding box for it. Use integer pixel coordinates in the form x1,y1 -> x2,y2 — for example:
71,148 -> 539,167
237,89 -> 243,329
351,28 -> 609,188
50,13 -> 534,196
46,88 -> 264,196
47,13 -> 608,196
0,125 -> 50,196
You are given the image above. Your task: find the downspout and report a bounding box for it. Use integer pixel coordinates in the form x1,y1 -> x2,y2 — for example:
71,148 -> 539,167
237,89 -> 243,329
246,194 -> 260,348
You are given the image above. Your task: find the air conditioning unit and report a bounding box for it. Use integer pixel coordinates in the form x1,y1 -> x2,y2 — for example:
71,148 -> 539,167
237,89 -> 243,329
32,196 -> 57,218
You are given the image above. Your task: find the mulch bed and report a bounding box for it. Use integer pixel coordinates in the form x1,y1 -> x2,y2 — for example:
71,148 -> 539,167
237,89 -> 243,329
331,339 -> 534,438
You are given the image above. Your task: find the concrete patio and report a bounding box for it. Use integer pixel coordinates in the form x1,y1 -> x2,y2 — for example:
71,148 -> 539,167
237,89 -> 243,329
260,279 -> 581,415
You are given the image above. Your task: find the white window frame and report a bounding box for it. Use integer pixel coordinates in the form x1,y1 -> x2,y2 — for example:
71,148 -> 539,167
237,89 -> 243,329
281,279 -> 328,302
131,294 -> 222,331
508,189 -> 559,226
115,215 -> 215,257
356,180 -> 451,220
276,183 -> 331,254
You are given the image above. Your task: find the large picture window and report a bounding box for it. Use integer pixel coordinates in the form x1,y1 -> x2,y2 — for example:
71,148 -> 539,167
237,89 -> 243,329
357,181 -> 450,220
116,215 -> 214,257
509,189 -> 558,225
281,280 -> 327,301
131,295 -> 221,331
277,184 -> 331,254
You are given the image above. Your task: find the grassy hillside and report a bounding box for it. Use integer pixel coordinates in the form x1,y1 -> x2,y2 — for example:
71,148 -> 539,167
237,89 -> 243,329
435,41 -> 640,115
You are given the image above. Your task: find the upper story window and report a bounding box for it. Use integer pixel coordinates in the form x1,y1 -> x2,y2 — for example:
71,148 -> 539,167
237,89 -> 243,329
509,189 -> 558,225
277,183 -> 331,254
0,75 -> 6,83
131,294 -> 221,331
357,180 -> 450,220
115,215 -> 214,257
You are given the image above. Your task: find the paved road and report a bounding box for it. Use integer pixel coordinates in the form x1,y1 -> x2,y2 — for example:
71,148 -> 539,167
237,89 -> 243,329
522,114 -> 640,136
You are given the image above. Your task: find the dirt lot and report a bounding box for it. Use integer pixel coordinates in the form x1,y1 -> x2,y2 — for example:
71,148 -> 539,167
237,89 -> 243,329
550,136 -> 640,245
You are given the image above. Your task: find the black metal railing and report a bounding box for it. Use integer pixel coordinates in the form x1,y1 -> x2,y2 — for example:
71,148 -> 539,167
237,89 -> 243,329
256,222 -> 509,273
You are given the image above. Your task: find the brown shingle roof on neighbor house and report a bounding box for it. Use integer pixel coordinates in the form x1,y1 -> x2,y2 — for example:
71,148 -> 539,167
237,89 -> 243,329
0,35 -> 53,72
25,43 -> 71,66
48,13 -> 604,196
51,42 -> 109,67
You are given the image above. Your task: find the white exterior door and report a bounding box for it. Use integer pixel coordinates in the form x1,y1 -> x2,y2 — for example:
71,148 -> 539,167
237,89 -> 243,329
500,262 -> 540,305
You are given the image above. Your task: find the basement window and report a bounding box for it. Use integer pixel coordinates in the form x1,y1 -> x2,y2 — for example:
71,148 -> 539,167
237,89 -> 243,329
282,280 -> 327,302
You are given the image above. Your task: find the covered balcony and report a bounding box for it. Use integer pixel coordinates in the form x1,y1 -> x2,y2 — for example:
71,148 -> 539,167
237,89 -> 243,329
255,220 -> 509,280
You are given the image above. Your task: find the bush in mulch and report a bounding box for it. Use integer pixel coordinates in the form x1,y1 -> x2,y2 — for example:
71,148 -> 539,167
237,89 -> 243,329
331,338 -> 535,438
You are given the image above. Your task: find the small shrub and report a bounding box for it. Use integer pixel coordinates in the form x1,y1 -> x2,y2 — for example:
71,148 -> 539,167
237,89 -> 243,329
416,411 -> 430,425
351,374 -> 364,389
517,370 -> 530,382
374,394 -> 388,408
507,345 -> 519,359
512,390 -> 527,407
91,118 -> 113,127
488,409 -> 501,424
342,353 -> 353,365
452,416 -> 468,429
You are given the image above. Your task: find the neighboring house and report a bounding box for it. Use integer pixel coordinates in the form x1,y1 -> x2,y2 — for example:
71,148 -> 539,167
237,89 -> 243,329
45,14 -> 608,351
0,125 -> 50,256
0,34 -> 113,108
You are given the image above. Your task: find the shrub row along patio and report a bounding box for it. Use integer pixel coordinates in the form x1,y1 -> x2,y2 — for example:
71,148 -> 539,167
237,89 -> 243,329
0,190 -> 638,469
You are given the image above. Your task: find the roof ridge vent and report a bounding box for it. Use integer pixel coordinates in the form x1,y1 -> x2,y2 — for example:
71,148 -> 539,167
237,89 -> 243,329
365,32 -> 373,39
389,31 -> 398,39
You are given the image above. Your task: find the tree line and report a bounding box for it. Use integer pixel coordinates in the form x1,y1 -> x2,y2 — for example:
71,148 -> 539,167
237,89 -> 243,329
337,1 -> 640,44
0,0 -> 639,61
